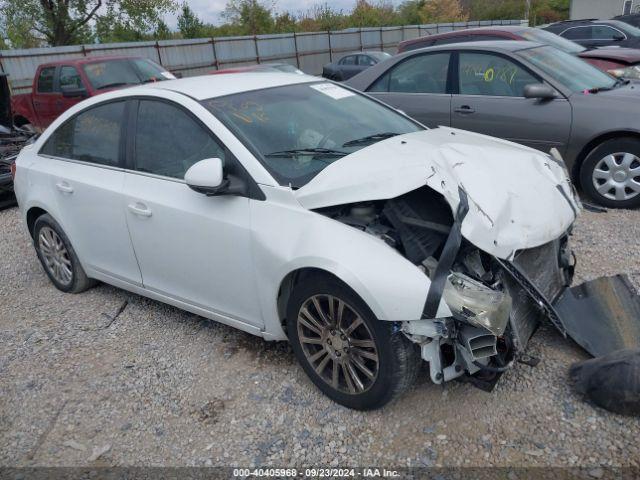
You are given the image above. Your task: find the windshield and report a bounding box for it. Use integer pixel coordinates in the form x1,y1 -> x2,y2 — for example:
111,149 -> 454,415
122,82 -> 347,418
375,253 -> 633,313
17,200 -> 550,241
201,82 -> 422,187
517,45 -> 617,92
83,58 -> 172,90
519,28 -> 586,54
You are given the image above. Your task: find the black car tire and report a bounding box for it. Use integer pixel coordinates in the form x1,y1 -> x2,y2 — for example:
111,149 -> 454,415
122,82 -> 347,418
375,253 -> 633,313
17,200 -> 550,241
287,273 -> 421,410
580,137 -> 640,209
33,213 -> 96,293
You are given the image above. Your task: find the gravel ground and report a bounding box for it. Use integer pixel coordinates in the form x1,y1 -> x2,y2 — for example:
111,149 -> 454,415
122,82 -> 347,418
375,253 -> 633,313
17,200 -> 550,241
1,204 -> 639,469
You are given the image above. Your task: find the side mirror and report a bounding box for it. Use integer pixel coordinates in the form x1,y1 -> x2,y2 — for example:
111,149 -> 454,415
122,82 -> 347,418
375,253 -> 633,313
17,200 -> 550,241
185,158 -> 227,195
613,34 -> 625,41
524,83 -> 557,100
61,85 -> 88,98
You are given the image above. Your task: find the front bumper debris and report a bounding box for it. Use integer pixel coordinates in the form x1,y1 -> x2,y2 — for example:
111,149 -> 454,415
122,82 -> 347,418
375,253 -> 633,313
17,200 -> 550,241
554,275 -> 640,357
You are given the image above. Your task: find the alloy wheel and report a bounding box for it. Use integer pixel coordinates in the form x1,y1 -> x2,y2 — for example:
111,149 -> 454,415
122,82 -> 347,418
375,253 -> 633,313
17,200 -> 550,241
592,152 -> 640,201
296,294 -> 379,394
38,226 -> 73,286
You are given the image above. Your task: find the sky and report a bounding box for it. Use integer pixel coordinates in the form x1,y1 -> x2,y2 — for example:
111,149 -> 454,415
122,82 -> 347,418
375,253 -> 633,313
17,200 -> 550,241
163,0 -> 367,27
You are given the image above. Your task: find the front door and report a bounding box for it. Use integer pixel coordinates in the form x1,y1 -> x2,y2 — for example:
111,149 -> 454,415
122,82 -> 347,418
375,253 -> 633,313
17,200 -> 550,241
37,99 -> 142,284
123,99 -> 262,326
451,51 -> 571,154
366,51 -> 452,128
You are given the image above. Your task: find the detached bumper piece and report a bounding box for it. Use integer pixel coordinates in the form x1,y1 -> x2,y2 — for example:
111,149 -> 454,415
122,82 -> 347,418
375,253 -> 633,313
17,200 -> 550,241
554,275 -> 640,358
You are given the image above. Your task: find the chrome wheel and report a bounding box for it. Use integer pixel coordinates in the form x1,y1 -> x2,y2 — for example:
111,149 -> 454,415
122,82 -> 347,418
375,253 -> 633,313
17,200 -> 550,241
592,152 -> 640,201
38,226 -> 73,286
296,294 -> 379,394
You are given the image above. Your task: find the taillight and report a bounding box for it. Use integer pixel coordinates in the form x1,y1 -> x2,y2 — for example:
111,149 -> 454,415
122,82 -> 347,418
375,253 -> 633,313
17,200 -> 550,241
10,161 -> 16,181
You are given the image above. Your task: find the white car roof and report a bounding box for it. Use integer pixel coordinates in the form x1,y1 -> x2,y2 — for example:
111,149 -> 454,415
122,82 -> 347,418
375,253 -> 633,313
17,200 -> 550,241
141,72 -> 320,100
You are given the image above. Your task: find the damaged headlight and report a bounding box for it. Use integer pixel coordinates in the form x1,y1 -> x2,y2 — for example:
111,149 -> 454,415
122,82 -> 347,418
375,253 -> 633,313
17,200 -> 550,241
442,272 -> 512,336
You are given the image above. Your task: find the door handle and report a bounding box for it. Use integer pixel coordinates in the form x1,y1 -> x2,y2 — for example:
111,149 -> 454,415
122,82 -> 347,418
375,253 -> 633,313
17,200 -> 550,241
454,105 -> 475,114
55,182 -> 73,194
128,203 -> 152,217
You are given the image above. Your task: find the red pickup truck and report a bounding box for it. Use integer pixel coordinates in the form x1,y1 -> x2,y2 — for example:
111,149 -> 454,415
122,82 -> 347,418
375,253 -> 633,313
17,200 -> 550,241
11,55 -> 175,131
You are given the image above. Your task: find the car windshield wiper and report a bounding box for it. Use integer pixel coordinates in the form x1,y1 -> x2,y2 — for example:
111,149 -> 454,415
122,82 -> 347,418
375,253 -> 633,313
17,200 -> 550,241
95,82 -> 135,90
264,147 -> 348,158
586,78 -> 628,93
342,132 -> 400,147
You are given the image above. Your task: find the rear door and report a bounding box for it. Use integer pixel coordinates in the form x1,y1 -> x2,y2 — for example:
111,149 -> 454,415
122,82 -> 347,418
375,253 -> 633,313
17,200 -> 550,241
338,55 -> 361,80
450,51 -> 571,154
366,51 -> 452,127
37,100 -> 142,284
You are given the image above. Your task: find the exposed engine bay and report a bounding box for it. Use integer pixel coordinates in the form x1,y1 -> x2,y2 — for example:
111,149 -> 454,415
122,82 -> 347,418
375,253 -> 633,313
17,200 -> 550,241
317,186 -> 579,390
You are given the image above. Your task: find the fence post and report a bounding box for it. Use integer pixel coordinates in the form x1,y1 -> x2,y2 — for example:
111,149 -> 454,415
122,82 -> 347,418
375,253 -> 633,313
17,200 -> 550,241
359,28 -> 364,51
292,32 -> 300,68
327,30 -> 333,62
254,35 -> 260,64
154,41 -> 162,66
211,37 -> 219,70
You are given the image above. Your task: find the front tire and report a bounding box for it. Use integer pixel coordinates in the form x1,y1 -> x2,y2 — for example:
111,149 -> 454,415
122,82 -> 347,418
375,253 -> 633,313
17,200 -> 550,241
580,137 -> 640,208
33,214 -> 96,293
286,273 -> 420,410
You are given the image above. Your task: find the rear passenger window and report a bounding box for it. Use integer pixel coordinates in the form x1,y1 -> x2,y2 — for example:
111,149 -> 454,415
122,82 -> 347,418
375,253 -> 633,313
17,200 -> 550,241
37,67 -> 56,93
40,101 -> 125,166
562,26 -> 592,40
134,100 -> 225,179
340,56 -> 357,65
368,53 -> 450,94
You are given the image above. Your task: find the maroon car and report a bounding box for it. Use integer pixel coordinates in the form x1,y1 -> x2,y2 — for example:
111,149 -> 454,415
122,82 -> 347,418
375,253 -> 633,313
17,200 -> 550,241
11,56 -> 175,131
397,26 -> 640,79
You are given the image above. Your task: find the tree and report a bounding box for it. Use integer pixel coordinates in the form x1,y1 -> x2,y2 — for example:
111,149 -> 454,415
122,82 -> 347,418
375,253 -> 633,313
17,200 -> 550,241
222,0 -> 274,35
298,3 -> 345,32
177,3 -> 205,38
420,0 -> 468,23
0,0 -> 176,46
467,0 -> 524,21
274,12 -> 297,33
397,0 -> 426,25
350,0 -> 398,27
154,19 -> 173,40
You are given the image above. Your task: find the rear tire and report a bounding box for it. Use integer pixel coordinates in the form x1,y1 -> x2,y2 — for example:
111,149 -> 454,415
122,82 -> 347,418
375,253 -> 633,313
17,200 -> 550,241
580,137 -> 640,208
33,214 -> 96,293
286,273 -> 420,410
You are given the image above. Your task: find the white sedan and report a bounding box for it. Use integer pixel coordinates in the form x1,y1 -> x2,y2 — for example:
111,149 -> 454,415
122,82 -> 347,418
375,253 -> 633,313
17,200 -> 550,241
14,73 -> 583,409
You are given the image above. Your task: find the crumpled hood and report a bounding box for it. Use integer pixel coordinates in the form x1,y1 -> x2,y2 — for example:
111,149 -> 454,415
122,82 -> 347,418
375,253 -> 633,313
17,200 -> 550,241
295,127 -> 579,260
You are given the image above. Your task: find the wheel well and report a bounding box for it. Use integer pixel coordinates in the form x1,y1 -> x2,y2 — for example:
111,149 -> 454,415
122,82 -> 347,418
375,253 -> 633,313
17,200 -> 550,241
572,131 -> 640,181
13,115 -> 30,127
277,267 -> 344,336
26,207 -> 47,238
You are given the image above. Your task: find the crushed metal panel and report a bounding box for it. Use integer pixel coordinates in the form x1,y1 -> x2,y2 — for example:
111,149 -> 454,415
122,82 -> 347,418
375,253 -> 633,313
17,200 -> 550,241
554,275 -> 640,358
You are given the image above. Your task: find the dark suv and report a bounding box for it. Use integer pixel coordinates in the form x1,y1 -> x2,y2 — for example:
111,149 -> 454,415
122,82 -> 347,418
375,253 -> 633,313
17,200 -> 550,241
543,19 -> 640,49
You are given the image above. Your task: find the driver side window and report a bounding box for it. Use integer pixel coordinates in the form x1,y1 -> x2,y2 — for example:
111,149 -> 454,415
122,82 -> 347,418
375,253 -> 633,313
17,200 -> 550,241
134,100 -> 225,179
